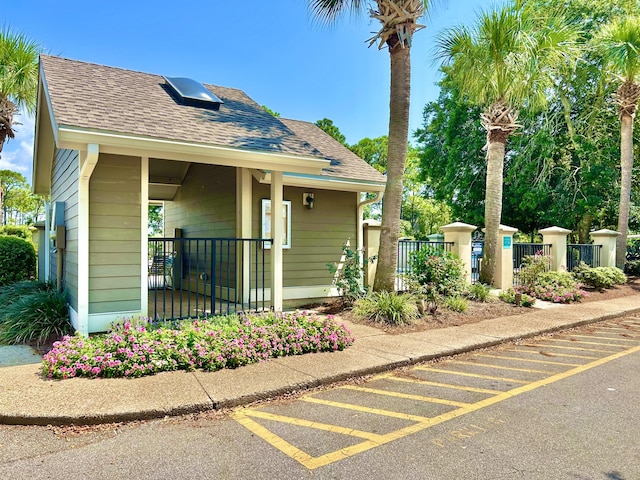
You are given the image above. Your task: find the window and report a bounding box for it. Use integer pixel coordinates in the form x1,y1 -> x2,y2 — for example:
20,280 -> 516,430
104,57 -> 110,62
261,199 -> 291,249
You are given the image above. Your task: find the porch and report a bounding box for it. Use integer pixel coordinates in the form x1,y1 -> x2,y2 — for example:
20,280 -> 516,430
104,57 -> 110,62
147,237 -> 271,320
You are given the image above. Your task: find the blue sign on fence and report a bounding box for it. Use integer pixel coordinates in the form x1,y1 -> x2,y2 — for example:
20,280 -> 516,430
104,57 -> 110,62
503,236 -> 512,249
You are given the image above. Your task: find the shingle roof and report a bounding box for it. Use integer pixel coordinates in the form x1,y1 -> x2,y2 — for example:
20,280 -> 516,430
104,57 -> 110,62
40,55 -> 385,185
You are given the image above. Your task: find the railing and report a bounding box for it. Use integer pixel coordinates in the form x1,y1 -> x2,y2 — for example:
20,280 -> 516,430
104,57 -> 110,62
396,240 -> 454,291
148,237 -> 270,321
513,243 -> 552,285
567,244 -> 601,271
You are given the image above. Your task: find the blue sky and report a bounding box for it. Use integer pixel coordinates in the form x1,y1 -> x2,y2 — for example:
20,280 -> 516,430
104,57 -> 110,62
5,0 -> 500,184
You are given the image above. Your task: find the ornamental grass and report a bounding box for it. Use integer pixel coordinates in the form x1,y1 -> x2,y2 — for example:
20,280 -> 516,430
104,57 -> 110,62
42,311 -> 354,380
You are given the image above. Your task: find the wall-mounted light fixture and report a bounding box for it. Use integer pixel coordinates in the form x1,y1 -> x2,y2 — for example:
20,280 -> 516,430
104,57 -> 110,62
303,192 -> 314,209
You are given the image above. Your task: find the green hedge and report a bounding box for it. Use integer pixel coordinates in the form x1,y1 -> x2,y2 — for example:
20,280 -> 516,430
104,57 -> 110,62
0,236 -> 36,286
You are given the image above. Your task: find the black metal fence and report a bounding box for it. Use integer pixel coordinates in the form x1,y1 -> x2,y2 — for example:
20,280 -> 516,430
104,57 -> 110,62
567,244 -> 602,271
513,243 -> 552,285
148,237 -> 270,320
396,240 -> 454,291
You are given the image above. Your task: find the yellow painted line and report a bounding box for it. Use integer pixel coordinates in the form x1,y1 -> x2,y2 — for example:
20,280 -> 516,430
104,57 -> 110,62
241,409 -> 386,442
512,348 -> 598,360
301,396 -> 433,422
232,411 -> 315,466
447,360 -> 553,375
236,345 -> 640,470
414,366 -> 529,384
567,334 -> 638,342
519,343 -> 615,353
477,353 -> 581,367
387,376 -> 502,395
340,385 -> 472,408
546,338 -> 628,348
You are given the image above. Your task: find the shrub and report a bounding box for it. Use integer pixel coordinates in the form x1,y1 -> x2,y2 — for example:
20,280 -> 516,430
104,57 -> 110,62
0,225 -> 33,242
499,288 -> 536,307
409,247 -> 466,297
625,259 -> 640,276
0,236 -> 36,286
445,295 -> 468,312
573,263 -> 626,291
326,244 -> 369,302
0,281 -> 72,345
466,283 -> 493,302
42,311 -> 354,379
353,291 -> 419,326
518,270 -> 585,303
517,253 -> 551,288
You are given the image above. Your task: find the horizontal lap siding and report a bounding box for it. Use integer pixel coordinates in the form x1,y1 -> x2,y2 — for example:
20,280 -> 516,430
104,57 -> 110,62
253,184 -> 357,288
50,149 -> 79,310
89,154 -> 141,315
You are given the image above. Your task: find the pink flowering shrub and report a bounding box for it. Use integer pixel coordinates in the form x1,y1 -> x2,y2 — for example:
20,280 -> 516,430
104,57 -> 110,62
41,311 -> 354,380
516,271 -> 586,304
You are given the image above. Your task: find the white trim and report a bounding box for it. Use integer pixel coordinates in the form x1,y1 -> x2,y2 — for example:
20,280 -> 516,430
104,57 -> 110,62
57,126 -> 330,176
141,156 -> 149,316
253,285 -> 341,302
44,200 -> 50,281
69,305 -> 79,332
77,144 -> 99,336
87,311 -> 143,334
254,171 -> 386,193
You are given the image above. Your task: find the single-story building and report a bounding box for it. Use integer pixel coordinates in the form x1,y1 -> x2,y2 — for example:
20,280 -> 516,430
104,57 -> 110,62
32,55 -> 386,335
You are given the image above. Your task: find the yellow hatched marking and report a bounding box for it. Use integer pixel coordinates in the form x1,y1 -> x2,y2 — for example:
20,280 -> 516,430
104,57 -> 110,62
568,334 -> 638,343
546,338 -> 628,348
301,396 -> 433,422
340,385 -> 471,408
414,366 -> 529,384
235,345 -> 640,470
447,360 -> 553,375
519,343 -> 614,353
477,353 -> 581,367
387,375 -> 502,395
512,348 -> 598,360
241,409 -> 385,442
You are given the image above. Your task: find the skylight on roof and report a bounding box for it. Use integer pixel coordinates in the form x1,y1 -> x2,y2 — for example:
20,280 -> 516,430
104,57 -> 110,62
164,76 -> 223,110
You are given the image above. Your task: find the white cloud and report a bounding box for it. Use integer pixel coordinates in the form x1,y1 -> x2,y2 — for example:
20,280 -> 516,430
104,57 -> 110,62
0,110 -> 35,181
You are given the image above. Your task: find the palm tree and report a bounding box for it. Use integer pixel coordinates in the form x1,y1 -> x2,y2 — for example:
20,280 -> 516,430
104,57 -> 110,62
595,16 -> 640,269
436,6 -> 578,285
309,0 -> 436,292
0,27 -> 40,153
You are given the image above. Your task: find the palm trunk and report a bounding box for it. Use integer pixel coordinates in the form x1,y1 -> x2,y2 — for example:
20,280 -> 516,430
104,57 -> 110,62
373,42 -> 410,292
616,112 -> 634,268
479,138 -> 506,286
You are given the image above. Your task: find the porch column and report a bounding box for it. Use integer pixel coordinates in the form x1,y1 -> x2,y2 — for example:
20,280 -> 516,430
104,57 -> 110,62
441,222 -> 477,284
591,229 -> 620,268
236,168 -> 252,303
540,226 -> 571,272
362,220 -> 381,289
140,157 -> 149,317
270,171 -> 284,311
77,144 -> 99,336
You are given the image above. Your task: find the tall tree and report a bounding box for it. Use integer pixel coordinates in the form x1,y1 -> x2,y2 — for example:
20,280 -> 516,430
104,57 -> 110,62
435,5 -> 579,285
595,16 -> 640,268
309,0 -> 437,291
0,27 -> 41,218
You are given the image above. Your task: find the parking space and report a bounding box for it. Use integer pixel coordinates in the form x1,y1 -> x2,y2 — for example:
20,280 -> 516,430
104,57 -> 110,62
232,317 -> 640,470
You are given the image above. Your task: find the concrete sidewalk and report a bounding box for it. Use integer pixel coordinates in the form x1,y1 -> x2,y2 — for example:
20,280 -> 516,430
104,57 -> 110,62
1,295 -> 639,426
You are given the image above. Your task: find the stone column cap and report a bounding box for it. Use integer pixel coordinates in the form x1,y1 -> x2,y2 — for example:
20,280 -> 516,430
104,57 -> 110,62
591,229 -> 620,237
441,221 -> 477,232
539,226 -> 571,235
363,219 -> 381,227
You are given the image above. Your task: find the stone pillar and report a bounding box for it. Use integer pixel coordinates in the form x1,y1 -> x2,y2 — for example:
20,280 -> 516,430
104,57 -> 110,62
494,225 -> 518,289
441,222 -> 477,284
540,226 -> 571,272
363,220 -> 381,289
591,229 -> 620,268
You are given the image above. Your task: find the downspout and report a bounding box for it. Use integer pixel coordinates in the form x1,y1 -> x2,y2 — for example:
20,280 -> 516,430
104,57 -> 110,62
357,192 -> 384,286
77,144 -> 99,336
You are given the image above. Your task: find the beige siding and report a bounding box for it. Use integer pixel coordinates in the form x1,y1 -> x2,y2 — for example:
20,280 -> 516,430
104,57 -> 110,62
89,154 -> 141,315
253,183 -> 358,288
50,149 -> 79,310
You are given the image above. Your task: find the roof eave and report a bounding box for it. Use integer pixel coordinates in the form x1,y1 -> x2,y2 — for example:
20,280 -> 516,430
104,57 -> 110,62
56,126 -> 331,175
253,170 -> 386,193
